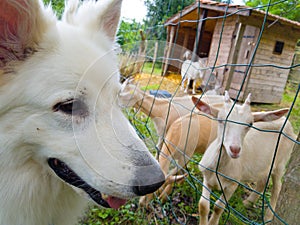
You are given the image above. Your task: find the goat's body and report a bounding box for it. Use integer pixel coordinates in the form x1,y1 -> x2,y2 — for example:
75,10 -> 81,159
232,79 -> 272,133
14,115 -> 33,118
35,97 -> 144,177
181,59 -> 205,94
139,112 -> 218,206
120,86 -> 224,150
140,95 -> 225,149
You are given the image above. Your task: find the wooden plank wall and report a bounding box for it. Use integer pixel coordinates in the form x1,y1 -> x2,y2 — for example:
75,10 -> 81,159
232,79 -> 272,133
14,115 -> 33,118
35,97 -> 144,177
246,19 -> 299,103
207,16 -> 237,88
210,14 -> 299,103
163,11 -> 299,103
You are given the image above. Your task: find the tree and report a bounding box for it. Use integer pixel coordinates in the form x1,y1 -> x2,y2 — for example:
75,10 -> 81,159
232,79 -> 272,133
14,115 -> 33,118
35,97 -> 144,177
245,0 -> 300,22
117,19 -> 145,51
144,0 -> 194,40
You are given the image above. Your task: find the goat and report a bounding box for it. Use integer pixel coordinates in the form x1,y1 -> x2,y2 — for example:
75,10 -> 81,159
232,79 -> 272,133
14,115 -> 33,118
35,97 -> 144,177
181,51 -> 206,94
194,91 -> 296,225
139,101 -> 221,206
118,82 -> 224,150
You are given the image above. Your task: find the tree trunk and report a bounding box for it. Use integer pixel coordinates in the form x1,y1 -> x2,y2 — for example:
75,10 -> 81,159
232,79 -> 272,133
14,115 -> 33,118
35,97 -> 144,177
273,132 -> 300,225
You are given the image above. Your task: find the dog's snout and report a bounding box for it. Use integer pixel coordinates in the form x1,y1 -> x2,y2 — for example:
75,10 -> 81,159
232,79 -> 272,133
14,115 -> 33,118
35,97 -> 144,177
133,179 -> 165,196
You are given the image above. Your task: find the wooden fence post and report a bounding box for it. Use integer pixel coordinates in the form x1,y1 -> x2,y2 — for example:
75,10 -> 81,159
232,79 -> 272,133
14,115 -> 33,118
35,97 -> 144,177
273,132 -> 300,224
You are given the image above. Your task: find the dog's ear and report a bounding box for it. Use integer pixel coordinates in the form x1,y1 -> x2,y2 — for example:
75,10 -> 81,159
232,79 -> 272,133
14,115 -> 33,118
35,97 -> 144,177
63,0 -> 122,41
0,0 -> 49,68
97,0 -> 123,39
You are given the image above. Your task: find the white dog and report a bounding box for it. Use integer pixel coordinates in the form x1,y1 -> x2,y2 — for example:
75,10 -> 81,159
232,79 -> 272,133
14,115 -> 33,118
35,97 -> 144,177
0,1 -> 165,225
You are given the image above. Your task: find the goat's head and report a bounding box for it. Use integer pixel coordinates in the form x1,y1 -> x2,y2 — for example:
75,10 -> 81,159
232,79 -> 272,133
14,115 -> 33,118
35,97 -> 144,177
118,80 -> 144,108
192,92 -> 289,159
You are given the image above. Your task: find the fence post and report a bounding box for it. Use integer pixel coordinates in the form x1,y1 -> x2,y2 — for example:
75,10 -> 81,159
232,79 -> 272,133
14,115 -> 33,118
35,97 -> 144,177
273,131 -> 300,224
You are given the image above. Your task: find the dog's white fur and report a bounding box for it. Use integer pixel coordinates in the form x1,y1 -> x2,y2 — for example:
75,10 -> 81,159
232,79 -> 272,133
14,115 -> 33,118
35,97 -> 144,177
0,1 -> 164,225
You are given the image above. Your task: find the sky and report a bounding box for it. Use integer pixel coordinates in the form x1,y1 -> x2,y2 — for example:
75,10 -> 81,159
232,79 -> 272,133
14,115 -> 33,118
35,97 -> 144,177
121,0 -> 246,22
121,0 -> 147,22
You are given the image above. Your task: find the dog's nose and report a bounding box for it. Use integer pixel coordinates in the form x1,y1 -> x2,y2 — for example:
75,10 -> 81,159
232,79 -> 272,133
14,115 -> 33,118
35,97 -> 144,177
133,180 -> 165,196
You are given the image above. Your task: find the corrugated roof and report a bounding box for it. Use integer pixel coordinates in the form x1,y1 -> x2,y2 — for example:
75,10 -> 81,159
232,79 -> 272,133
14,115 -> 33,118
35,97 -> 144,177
165,0 -> 300,28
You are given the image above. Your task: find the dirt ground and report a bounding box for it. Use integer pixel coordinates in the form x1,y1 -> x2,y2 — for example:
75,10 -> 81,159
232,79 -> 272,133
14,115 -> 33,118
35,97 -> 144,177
133,73 -> 203,97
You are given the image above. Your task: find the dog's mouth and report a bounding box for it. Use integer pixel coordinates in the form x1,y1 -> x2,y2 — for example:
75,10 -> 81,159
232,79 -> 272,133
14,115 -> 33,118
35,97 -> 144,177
47,158 -> 127,209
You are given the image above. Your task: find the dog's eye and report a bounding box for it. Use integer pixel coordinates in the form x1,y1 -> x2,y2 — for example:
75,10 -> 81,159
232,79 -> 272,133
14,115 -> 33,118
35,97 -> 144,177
53,99 -> 88,116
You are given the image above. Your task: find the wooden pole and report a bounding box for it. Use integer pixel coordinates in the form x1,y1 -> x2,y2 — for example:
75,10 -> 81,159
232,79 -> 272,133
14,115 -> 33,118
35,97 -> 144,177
273,132 -> 300,224
225,23 -> 245,91
162,26 -> 175,76
151,41 -> 159,73
192,8 -> 208,61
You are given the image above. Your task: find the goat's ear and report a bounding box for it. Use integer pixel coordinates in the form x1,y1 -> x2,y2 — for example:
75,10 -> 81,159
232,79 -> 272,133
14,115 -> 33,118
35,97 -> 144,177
253,108 -> 289,122
192,96 -> 219,117
0,0 -> 48,68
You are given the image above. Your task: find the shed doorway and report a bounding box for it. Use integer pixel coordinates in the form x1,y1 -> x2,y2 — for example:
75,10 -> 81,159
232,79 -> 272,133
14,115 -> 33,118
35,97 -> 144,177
227,24 -> 260,100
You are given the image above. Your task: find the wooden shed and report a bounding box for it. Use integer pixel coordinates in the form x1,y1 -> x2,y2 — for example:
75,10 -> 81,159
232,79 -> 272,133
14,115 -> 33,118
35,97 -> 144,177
163,0 -> 300,103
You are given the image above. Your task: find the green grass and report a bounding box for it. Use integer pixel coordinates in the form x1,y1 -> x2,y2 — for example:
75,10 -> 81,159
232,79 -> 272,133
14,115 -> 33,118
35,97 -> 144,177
141,62 -> 163,76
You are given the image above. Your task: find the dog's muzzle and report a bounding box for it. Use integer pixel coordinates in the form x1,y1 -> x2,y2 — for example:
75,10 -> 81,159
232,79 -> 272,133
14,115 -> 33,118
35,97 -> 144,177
48,158 -> 111,208
48,158 -> 165,208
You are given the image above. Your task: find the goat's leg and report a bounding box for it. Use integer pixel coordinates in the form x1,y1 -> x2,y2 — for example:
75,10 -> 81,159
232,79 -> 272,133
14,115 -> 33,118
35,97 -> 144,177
181,77 -> 186,90
139,178 -> 170,208
208,183 -> 238,225
155,137 -> 163,158
192,79 -> 197,94
199,180 -> 211,225
159,177 -> 185,203
184,78 -> 190,93
243,179 -> 266,206
265,171 -> 283,221
139,193 -> 154,208
139,146 -> 177,207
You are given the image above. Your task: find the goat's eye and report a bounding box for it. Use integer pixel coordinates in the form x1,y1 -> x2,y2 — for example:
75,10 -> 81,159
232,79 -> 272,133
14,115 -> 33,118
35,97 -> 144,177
53,99 -> 88,116
247,122 -> 253,129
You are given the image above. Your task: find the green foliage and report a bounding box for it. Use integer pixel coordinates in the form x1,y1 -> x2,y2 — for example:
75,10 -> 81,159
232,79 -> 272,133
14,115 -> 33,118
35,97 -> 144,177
117,20 -> 145,51
43,0 -> 64,18
79,202 -> 149,225
245,0 -> 300,21
144,0 -> 194,40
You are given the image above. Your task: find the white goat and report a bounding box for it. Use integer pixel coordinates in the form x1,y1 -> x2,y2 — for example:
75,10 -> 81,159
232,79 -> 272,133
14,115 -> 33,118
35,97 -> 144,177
195,92 -> 296,225
118,82 -> 224,150
181,51 -> 206,94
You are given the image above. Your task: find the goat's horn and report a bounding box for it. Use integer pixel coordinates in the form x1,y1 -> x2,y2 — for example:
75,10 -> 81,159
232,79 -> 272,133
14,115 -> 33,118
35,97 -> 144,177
224,91 -> 231,103
165,174 -> 188,185
244,93 -> 252,105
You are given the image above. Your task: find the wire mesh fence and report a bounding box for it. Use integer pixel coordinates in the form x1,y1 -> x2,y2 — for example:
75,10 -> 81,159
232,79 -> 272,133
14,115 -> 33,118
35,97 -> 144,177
83,0 -> 299,224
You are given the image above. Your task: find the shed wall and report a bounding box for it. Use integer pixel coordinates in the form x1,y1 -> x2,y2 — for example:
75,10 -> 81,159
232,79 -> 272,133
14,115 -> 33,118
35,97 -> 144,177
242,16 -> 299,103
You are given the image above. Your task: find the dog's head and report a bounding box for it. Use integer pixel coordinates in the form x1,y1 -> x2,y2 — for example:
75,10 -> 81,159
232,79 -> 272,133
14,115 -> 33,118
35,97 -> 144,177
0,0 -> 164,209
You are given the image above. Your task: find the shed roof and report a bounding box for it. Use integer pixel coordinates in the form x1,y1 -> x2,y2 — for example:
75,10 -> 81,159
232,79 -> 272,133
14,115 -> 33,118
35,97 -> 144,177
165,0 -> 300,29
